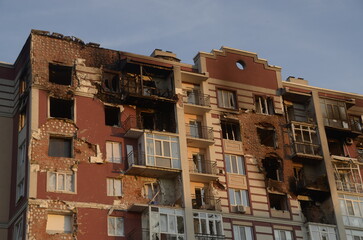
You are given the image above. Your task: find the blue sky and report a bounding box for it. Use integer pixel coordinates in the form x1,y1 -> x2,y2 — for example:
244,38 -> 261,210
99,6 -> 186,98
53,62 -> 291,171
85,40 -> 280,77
1,0 -> 362,94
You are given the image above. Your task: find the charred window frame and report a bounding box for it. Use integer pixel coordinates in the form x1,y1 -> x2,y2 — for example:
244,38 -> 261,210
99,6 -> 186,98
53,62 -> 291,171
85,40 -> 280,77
286,102 -> 308,122
320,98 -> 349,129
350,115 -> 363,132
49,136 -> 72,158
49,97 -> 74,120
104,106 -> 120,127
49,63 -> 72,85
263,157 -> 283,181
217,89 -> 237,110
221,120 -> 241,141
327,138 -> 345,156
269,193 -> 288,211
103,71 -> 120,92
255,95 -> 274,115
257,126 -> 276,148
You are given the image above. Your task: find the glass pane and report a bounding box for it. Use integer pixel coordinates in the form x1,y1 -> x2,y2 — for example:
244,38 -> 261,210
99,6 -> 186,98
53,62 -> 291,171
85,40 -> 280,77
229,189 -> 235,205
114,180 -> 122,196
231,156 -> 238,173
236,190 -> 242,205
242,190 -> 249,206
193,218 -> 200,234
160,214 -> 168,232
116,218 -> 124,236
238,156 -> 245,175
171,142 -> 179,159
177,216 -> 184,234
163,141 -> 170,157
66,174 -> 74,192
225,155 -> 231,173
201,219 -> 207,234
49,173 -> 56,191
347,200 -> 355,215
155,141 -> 162,156
169,215 -> 176,233
108,217 -> 115,235
147,139 -> 154,155
58,174 -> 65,191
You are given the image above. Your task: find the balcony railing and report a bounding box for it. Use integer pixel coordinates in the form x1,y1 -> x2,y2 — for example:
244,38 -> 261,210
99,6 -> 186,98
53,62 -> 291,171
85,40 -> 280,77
292,142 -> 322,157
183,91 -> 210,107
185,124 -> 214,140
336,180 -> 363,193
123,116 -> 140,131
191,194 -> 221,211
189,159 -> 217,175
195,233 -> 225,240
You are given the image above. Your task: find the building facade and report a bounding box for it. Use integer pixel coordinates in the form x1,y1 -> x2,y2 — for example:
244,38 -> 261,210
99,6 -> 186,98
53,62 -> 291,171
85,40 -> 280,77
0,30 -> 363,240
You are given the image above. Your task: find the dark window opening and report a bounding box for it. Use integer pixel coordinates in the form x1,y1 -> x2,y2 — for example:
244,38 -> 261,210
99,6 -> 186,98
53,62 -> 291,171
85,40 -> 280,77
269,193 -> 288,210
255,96 -> 274,115
221,120 -> 241,141
50,98 -> 73,120
328,139 -> 345,156
49,64 -> 72,85
263,157 -> 283,181
49,137 -> 72,158
103,72 -> 120,92
257,127 -> 276,148
141,112 -> 154,130
105,106 -> 120,126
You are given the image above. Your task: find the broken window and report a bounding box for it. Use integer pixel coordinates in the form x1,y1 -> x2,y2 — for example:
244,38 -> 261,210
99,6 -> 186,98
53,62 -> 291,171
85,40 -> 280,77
16,179 -> 24,202
233,225 -> 253,240
333,161 -> 363,193
274,230 -> 292,240
49,137 -> 72,158
49,63 -> 72,85
255,96 -> 274,115
327,139 -> 345,156
50,97 -> 73,120
48,172 -> 75,193
143,182 -> 160,200
46,214 -> 73,234
225,154 -> 245,175
286,102 -> 308,122
217,89 -> 237,109
221,120 -> 241,141
18,109 -> 26,132
257,126 -> 276,148
107,178 -> 122,196
104,106 -> 120,126
263,157 -> 283,181
269,193 -> 288,211
339,194 -> 363,228
141,112 -> 154,130
193,213 -> 223,237
103,71 -> 120,92
106,141 -> 122,163
350,115 -> 363,132
108,216 -> 124,236
228,189 -> 249,206
192,154 -> 206,173
320,98 -> 349,129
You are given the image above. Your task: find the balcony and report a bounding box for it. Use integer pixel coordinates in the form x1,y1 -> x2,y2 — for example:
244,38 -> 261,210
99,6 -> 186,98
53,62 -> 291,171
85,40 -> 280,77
183,90 -> 211,114
123,116 -> 143,138
336,181 -> 363,193
185,124 -> 214,148
195,233 -> 225,240
191,194 -> 221,211
292,142 -> 323,160
189,159 -> 218,182
126,151 -> 181,178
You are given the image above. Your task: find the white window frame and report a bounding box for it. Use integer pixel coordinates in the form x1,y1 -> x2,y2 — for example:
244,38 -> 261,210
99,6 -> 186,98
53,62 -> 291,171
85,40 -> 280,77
107,178 -> 122,196
225,154 -> 245,174
143,182 -> 159,200
47,172 -> 76,193
149,207 -> 185,238
274,229 -> 293,240
308,224 -> 337,240
233,225 -> 253,240
106,141 -> 122,163
193,212 -> 223,237
217,89 -> 237,109
255,95 -> 274,115
339,194 -> 363,228
229,189 -> 249,206
13,216 -> 23,240
108,216 -> 124,236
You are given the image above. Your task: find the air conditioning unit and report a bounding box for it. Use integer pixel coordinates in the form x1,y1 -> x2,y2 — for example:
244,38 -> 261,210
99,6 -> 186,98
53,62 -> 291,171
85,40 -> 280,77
236,205 -> 246,213
346,137 -> 354,145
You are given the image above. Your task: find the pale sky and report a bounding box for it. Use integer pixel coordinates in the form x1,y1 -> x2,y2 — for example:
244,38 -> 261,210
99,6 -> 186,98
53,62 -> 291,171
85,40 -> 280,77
1,0 -> 362,94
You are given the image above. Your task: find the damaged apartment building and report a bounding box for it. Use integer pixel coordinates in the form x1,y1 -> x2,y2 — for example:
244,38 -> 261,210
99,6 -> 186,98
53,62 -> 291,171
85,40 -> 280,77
1,30 -> 363,240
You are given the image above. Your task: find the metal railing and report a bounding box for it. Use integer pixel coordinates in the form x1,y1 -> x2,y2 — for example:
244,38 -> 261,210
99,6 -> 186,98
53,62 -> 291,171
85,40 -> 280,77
191,194 -> 221,211
336,180 -> 363,193
195,233 -> 225,240
292,142 -> 322,156
183,90 -> 211,107
189,159 -> 217,175
185,124 -> 214,140
123,115 -> 140,132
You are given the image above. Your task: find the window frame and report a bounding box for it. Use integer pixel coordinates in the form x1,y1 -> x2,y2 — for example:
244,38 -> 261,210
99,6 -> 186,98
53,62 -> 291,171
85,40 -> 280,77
228,188 -> 249,206
49,63 -> 73,86
104,105 -> 120,127
274,229 -> 293,240
13,216 -> 23,240
107,178 -> 123,196
233,225 -> 253,240
255,95 -> 274,115
106,141 -> 122,163
49,97 -> 74,120
217,89 -> 237,110
107,216 -> 124,236
193,212 -> 223,237
221,120 -> 241,141
47,171 -> 76,193
225,154 -> 245,175
48,136 -> 73,158
46,213 -> 73,234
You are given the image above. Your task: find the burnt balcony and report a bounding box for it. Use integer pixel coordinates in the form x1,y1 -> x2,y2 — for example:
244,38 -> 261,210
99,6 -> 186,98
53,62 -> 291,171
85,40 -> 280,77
292,142 -> 323,160
126,151 -> 181,178
183,90 -> 211,114
195,234 -> 225,240
185,124 -> 214,148
189,159 -> 218,182
191,194 -> 221,211
123,116 -> 143,138
336,181 -> 363,194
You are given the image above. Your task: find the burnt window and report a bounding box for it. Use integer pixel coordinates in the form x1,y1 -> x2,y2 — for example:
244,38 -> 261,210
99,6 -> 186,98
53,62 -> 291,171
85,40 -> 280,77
269,193 -> 288,210
49,137 -> 72,158
105,106 -> 120,127
328,139 -> 345,156
221,120 -> 241,141
103,71 -> 120,92
141,112 -> 155,130
257,127 -> 276,148
50,98 -> 73,120
49,64 -> 72,85
255,96 -> 274,115
263,157 -> 283,181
